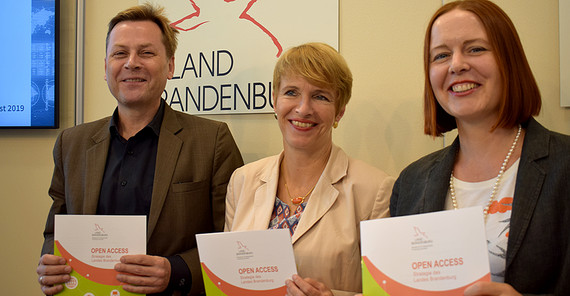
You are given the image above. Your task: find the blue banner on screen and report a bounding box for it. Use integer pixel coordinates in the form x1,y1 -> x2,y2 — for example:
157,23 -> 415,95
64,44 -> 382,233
0,0 -> 58,128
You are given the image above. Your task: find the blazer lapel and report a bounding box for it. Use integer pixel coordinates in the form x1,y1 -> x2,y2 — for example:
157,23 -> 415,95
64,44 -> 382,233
423,138 -> 458,213
252,155 -> 283,229
506,119 -> 548,269
83,121 -> 111,214
147,105 -> 183,241
291,146 -> 344,244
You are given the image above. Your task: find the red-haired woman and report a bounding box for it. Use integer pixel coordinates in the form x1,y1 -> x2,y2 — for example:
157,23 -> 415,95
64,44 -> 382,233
391,1 -> 570,295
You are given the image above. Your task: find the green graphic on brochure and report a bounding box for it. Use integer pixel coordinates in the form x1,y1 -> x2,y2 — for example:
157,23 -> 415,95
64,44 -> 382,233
54,243 -> 141,296
200,263 -> 287,296
202,265 -> 228,296
362,258 -> 390,296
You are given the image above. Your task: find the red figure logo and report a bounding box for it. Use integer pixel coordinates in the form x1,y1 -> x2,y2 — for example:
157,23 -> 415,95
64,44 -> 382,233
413,226 -> 429,239
171,0 -> 283,57
236,241 -> 250,251
94,224 -> 105,233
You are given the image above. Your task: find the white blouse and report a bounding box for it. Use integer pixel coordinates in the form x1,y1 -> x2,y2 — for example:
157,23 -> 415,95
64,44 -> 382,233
444,159 -> 520,282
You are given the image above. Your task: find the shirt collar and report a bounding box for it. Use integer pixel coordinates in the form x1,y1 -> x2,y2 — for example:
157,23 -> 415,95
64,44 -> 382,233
109,100 -> 166,138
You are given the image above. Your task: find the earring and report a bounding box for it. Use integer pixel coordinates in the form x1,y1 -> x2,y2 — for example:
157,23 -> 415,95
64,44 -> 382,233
333,121 -> 338,129
274,113 -> 278,120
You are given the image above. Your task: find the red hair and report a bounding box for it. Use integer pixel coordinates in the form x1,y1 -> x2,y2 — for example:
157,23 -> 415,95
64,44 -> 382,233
423,0 -> 541,136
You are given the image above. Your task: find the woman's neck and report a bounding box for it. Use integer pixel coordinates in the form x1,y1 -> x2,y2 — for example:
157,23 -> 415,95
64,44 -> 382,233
280,143 -> 332,187
453,121 -> 524,182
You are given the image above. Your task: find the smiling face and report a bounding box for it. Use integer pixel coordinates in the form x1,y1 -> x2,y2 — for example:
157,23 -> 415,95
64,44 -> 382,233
428,9 -> 502,126
273,74 -> 344,153
105,20 -> 174,112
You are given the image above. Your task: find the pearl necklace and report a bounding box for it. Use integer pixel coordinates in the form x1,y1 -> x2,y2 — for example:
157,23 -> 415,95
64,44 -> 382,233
449,125 -> 522,219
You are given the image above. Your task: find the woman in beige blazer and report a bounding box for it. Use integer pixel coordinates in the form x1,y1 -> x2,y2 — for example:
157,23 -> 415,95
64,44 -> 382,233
225,42 -> 395,296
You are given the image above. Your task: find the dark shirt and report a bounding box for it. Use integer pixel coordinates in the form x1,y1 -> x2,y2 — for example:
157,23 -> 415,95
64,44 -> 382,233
97,103 -> 162,215
97,101 -> 191,295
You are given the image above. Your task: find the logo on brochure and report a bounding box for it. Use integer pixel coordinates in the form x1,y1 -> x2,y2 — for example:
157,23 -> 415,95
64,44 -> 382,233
235,240 -> 254,260
111,290 -> 120,296
411,226 -> 433,251
64,276 -> 78,289
91,223 -> 109,241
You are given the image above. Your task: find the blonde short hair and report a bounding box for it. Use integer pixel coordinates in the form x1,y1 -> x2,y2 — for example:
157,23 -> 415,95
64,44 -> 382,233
273,42 -> 353,115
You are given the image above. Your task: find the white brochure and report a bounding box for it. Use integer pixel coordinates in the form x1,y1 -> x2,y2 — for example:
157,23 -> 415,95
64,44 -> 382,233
54,215 -> 146,295
196,229 -> 297,296
360,207 -> 490,295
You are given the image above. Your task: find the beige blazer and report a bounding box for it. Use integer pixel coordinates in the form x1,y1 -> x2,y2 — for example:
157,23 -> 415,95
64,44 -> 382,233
225,145 -> 394,296
42,104 -> 243,295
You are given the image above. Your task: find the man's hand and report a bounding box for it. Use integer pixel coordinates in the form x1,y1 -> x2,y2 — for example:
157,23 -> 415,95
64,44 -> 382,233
115,254 -> 171,294
464,281 -> 522,296
36,254 -> 72,295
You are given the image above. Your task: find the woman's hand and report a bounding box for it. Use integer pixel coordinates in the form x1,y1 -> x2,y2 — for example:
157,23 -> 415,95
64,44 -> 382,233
286,274 -> 334,296
464,282 -> 522,296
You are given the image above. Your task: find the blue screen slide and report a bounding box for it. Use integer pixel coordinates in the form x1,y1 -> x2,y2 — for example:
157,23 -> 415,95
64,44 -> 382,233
0,0 -> 56,128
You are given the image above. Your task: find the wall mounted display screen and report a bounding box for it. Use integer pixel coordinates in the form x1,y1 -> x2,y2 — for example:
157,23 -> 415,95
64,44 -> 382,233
0,0 -> 58,128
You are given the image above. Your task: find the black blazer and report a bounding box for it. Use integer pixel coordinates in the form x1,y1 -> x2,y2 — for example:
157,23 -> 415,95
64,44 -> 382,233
391,118 -> 570,296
